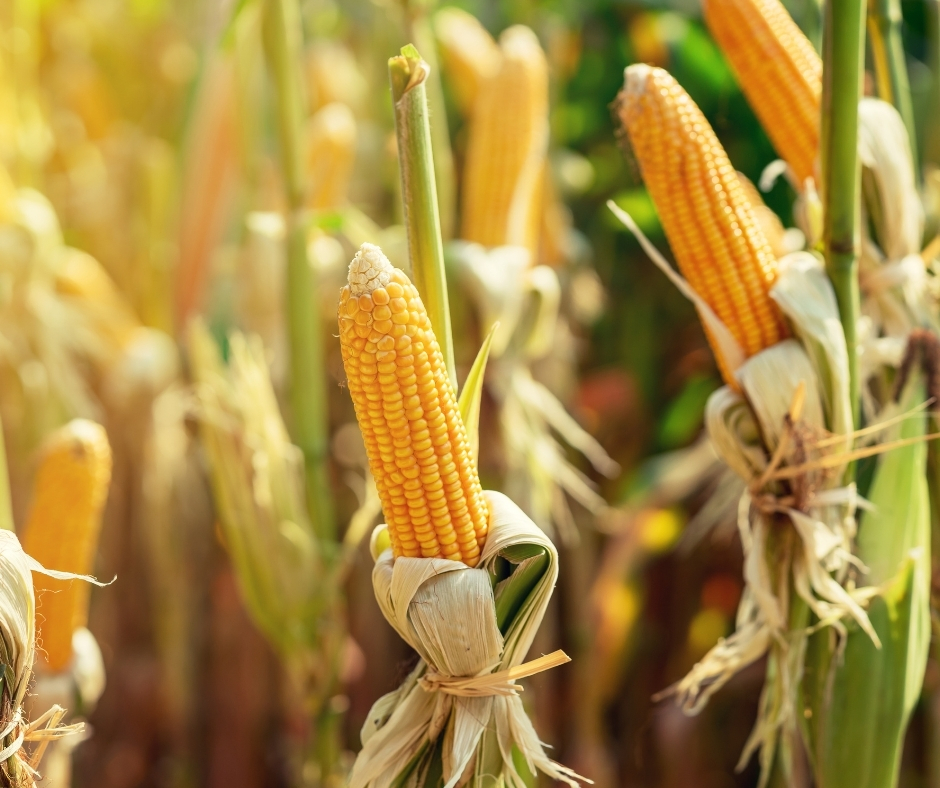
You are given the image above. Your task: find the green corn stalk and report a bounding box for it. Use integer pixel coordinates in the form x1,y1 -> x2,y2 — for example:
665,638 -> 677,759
820,0 -> 865,434
388,45 -> 457,392
262,0 -> 336,541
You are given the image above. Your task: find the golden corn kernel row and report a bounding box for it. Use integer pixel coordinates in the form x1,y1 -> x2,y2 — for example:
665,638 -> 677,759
306,101 -> 357,211
703,0 -> 821,187
338,244 -> 489,566
460,25 -> 548,260
434,7 -> 501,118
23,419 -> 112,673
618,65 -> 788,383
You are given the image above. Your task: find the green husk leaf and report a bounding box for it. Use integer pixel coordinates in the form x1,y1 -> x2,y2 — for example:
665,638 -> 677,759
458,322 -> 497,462
803,380 -> 930,788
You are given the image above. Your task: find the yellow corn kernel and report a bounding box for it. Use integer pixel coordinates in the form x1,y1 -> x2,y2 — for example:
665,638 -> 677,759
23,419 -> 112,672
704,0 -> 821,187
434,7 -> 501,117
617,65 -> 788,384
736,172 -> 791,260
460,25 -> 549,260
306,102 -> 357,211
338,244 -> 489,566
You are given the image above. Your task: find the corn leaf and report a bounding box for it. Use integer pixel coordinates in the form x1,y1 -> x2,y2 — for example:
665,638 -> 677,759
802,381 -> 930,788
458,322 -> 497,462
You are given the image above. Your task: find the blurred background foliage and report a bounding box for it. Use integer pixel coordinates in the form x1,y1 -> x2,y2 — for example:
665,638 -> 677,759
3,0 -> 940,786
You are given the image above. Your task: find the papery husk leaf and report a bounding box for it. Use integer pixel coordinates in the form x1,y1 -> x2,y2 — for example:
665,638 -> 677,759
770,252 -> 852,437
349,491 -> 582,788
858,98 -> 923,262
736,339 -> 827,449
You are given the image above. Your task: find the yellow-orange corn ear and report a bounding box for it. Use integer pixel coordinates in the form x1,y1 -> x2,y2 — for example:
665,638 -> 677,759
460,25 -> 549,260
306,102 -> 357,211
338,244 -> 489,566
704,0 -> 821,187
736,172 -> 792,260
617,65 -> 788,384
23,419 -> 112,672
434,7 -> 501,117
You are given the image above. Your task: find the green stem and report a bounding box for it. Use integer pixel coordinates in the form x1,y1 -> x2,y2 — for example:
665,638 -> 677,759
821,0 -> 865,435
389,45 -> 457,391
867,0 -> 919,178
406,9 -> 456,243
262,0 -> 335,541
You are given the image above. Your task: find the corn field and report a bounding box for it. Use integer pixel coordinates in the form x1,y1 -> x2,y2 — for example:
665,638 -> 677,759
2,0 -> 940,786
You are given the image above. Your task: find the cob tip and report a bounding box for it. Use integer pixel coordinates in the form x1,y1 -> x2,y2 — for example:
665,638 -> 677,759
348,243 -> 393,295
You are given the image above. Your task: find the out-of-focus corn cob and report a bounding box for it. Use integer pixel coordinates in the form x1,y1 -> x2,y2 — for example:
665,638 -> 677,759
434,8 -> 501,117
23,419 -> 112,673
305,42 -> 368,115
461,26 -> 549,259
338,243 -> 488,566
617,65 -> 788,384
703,0 -> 822,187
306,102 -> 357,211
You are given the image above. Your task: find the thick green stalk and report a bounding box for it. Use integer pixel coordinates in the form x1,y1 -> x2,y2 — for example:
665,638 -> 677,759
821,0 -> 865,433
389,45 -> 457,391
867,0 -> 918,176
262,0 -> 335,541
407,10 -> 456,242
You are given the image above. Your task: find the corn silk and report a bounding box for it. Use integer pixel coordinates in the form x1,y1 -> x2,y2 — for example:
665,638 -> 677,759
349,491 -> 586,788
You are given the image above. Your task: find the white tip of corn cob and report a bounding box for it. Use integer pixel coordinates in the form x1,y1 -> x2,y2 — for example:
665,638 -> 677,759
348,243 -> 393,295
623,63 -> 653,97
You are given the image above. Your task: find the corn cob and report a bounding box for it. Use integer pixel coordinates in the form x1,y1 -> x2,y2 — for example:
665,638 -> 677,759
460,25 -> 548,259
306,101 -> 357,211
703,0 -> 822,187
23,419 -> 112,672
736,171 -> 791,259
434,7 -> 501,117
617,65 -> 788,383
338,243 -> 488,566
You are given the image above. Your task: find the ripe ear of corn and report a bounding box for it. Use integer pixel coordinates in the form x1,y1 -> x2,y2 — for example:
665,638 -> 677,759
460,25 -> 549,259
338,243 -> 488,566
23,419 -> 112,673
433,7 -> 501,117
617,65 -> 788,384
306,101 -> 357,211
703,0 -> 822,187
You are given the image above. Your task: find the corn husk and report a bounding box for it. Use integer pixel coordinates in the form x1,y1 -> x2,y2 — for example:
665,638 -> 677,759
349,491 -> 583,788
856,98 -> 934,353
0,530 -> 105,786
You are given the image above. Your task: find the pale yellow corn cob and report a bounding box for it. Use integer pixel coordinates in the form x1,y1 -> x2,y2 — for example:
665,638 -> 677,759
434,7 -> 501,117
460,26 -> 549,260
338,244 -> 488,566
306,102 -> 357,211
